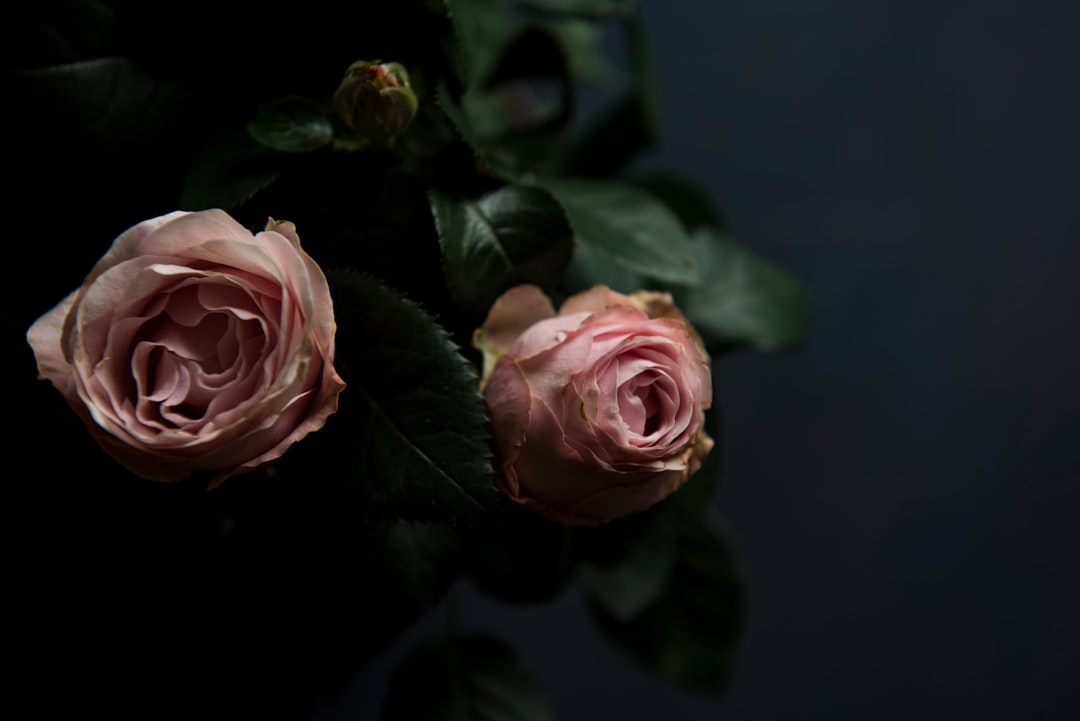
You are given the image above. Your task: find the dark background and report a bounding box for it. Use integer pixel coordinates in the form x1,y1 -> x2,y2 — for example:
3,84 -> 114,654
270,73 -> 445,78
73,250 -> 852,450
330,0 -> 1080,719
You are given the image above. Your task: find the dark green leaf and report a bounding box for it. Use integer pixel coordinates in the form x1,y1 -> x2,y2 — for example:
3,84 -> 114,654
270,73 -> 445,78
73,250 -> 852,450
446,0 -> 519,89
319,520 -> 466,673
540,177 -> 702,286
3,56 -> 192,155
561,235 -> 647,294
546,18 -> 618,81
179,120 -> 279,211
632,172 -> 725,231
440,24 -> 574,176
465,504 -> 577,605
324,271 -> 500,523
3,0 -> 121,68
673,227 -> 809,352
577,510 -> 677,622
588,514 -> 744,695
380,633 -> 554,721
276,518 -> 465,686
560,94 -> 652,178
518,0 -> 637,17
432,184 -> 574,320
559,15 -> 657,176
247,96 -> 334,153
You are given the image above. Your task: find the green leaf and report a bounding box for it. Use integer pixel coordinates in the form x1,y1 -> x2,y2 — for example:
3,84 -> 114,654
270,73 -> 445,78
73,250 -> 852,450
380,633 -> 554,721
588,514 -> 744,695
431,184 -> 574,320
539,177 -> 702,286
632,172 -> 725,231
465,504 -> 577,605
292,519 -> 466,683
518,0 -> 637,17
559,93 -> 652,179
559,15 -> 657,176
576,510 -> 678,622
439,24 -> 574,177
4,56 -> 191,155
324,271 -> 500,523
247,96 -> 334,153
446,0 -> 519,89
179,119 -> 279,211
3,0 -> 121,68
546,18 -> 618,81
673,227 -> 808,352
561,238 -> 647,294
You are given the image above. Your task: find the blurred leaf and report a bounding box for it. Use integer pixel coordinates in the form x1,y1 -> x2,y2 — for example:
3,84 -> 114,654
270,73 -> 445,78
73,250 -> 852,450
560,15 -> 657,176
546,18 -> 618,81
446,0 -> 519,89
441,24 -> 574,176
561,235 -> 646,294
247,96 -> 334,153
324,270 -> 501,524
2,1 -> 121,68
465,504 -> 577,605
588,514 -> 744,695
320,520 -> 465,672
3,56 -> 192,155
432,184 -> 574,321
559,94 -> 650,179
577,510 -> 677,622
632,172 -> 725,231
381,633 -> 554,721
518,0 -> 637,17
673,227 -> 808,352
179,119 -> 279,211
540,177 -> 702,286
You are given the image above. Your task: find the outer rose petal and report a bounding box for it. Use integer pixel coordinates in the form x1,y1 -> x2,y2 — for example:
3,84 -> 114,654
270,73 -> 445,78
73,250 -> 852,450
482,357 -> 533,496
558,285 -> 638,316
27,291 -> 78,395
474,284 -> 555,388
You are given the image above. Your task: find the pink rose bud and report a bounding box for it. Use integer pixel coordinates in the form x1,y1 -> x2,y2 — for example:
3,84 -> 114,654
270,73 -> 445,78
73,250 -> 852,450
475,285 -> 714,525
26,210 -> 346,488
332,60 -> 418,141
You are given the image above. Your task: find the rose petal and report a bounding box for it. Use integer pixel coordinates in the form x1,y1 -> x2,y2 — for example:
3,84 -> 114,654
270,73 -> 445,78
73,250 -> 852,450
558,285 -> 637,316
482,357 -> 533,497
478,284 -> 556,355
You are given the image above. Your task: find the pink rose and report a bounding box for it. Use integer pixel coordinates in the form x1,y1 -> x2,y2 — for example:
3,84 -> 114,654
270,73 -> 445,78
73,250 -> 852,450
476,285 -> 714,525
26,209 -> 345,488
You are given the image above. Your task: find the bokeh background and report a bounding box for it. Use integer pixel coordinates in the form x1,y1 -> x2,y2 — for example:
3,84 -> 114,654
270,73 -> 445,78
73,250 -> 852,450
332,0 -> 1080,718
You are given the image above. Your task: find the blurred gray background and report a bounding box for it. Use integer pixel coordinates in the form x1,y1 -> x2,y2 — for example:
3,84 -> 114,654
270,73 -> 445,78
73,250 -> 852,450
332,1 -> 1080,719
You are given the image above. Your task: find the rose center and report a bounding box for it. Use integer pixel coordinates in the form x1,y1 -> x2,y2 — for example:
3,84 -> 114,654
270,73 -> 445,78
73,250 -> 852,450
618,372 -> 666,438
135,300 -> 265,428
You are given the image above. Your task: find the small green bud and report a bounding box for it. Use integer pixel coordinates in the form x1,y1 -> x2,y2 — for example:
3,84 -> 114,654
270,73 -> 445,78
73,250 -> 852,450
333,60 -> 418,142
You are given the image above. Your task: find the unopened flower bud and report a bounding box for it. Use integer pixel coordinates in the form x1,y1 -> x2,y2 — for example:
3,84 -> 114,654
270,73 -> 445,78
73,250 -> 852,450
333,60 -> 418,141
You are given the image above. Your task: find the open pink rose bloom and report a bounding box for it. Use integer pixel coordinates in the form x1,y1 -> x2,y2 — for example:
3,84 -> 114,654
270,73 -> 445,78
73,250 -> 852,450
476,284 -> 714,525
26,209 -> 345,488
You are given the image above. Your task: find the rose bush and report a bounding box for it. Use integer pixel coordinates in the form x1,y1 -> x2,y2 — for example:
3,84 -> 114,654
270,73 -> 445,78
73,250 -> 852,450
26,209 -> 345,488
476,284 -> 714,525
